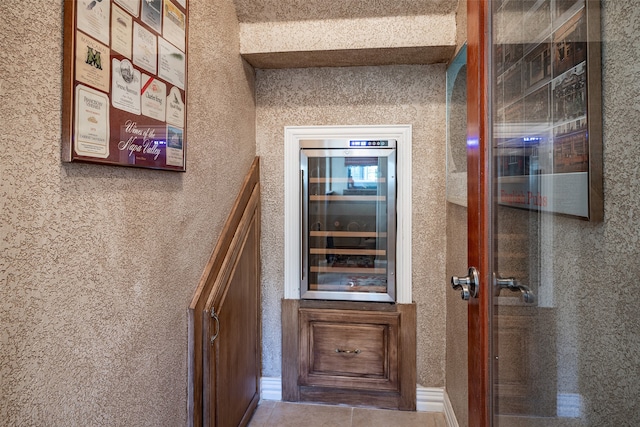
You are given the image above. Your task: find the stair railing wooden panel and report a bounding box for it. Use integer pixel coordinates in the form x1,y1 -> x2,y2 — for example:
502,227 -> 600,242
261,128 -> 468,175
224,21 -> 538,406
188,157 -> 260,427
204,182 -> 261,427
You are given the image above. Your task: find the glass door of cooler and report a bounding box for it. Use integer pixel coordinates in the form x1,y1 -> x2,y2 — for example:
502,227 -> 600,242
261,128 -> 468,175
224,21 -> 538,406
300,139 -> 396,302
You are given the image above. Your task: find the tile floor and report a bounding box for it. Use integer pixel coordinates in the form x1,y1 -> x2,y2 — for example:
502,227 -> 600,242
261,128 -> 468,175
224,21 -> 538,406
247,400 -> 447,427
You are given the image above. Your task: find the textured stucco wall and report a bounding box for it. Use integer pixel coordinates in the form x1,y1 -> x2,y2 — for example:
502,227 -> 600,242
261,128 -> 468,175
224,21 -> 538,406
561,1 -> 640,423
233,0 -> 458,23
239,15 -> 457,55
0,1 -> 255,425
445,1 -> 468,424
455,0 -> 467,54
234,0 -> 459,69
492,3 -> 640,422
445,203 -> 468,427
256,65 -> 448,387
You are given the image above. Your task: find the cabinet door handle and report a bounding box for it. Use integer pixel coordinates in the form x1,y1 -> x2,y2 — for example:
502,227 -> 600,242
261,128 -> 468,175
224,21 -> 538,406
210,310 -> 220,345
301,169 -> 305,281
335,348 -> 361,354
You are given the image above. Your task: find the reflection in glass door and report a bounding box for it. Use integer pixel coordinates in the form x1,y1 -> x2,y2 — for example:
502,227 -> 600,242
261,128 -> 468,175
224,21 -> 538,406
489,1 -> 613,426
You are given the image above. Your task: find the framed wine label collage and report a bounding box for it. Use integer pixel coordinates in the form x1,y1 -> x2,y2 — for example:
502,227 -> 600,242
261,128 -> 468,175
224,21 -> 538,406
62,0 -> 188,171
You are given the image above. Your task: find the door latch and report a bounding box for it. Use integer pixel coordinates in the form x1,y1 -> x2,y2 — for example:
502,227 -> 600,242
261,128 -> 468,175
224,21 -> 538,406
451,267 -> 480,300
494,277 -> 535,304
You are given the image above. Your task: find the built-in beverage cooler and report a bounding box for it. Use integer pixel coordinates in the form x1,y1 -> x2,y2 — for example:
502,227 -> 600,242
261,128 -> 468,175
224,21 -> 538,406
300,138 -> 397,302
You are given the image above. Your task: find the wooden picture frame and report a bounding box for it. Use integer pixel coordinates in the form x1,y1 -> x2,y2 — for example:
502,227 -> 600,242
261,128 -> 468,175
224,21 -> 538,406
62,0 -> 188,171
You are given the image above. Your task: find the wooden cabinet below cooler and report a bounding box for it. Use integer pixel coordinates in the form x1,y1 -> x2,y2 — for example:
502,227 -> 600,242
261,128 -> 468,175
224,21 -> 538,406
282,300 -> 416,410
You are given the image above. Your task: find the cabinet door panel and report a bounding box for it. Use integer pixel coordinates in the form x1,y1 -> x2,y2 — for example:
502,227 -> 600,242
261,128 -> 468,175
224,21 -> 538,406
214,216 -> 260,426
202,186 -> 261,427
311,322 -> 387,377
299,308 -> 399,391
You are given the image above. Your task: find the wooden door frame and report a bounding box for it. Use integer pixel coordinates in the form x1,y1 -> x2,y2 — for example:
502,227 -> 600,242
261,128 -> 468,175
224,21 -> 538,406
467,1 -> 491,426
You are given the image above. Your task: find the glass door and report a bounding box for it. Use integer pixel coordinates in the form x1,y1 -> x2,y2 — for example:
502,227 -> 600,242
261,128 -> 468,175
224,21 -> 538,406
488,1 -> 621,426
460,1 -> 639,426
300,139 -> 396,302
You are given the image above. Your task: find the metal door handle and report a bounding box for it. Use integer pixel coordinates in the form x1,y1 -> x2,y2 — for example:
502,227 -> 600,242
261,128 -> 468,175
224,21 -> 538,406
494,277 -> 535,304
300,169 -> 305,281
451,267 -> 479,300
210,310 -> 220,345
335,348 -> 361,354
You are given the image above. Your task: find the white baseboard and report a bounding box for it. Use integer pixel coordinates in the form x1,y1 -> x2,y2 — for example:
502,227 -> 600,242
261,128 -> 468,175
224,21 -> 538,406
415,386 -> 444,412
259,377 -> 459,426
260,377 -> 283,401
443,390 -> 460,427
557,393 -> 583,418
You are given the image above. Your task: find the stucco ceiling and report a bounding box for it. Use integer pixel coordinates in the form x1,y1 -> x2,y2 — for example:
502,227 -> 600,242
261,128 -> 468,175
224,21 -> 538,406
233,0 -> 459,23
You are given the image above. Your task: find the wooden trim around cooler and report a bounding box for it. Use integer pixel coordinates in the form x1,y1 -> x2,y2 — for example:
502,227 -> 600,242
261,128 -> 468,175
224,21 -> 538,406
282,299 -> 416,411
